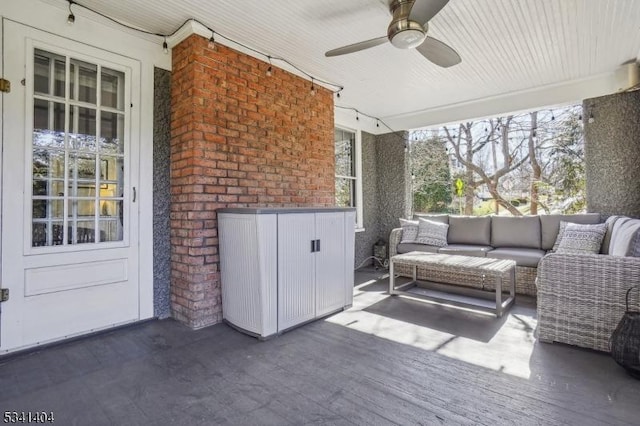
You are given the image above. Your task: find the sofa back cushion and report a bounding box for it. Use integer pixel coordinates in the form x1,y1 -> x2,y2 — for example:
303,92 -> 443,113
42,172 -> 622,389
539,213 -> 601,250
448,216 -> 491,245
413,213 -> 449,224
491,216 -> 541,249
601,215 -> 624,254
609,218 -> 640,256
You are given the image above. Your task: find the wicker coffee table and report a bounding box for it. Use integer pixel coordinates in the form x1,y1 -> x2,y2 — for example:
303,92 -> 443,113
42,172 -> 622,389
389,252 -> 516,317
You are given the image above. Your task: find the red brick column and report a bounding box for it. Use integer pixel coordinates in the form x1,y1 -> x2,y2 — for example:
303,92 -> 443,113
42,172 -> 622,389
170,35 -> 335,328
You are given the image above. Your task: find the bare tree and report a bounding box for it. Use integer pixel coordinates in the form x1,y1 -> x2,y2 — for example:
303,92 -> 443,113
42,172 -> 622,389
444,118 -> 529,215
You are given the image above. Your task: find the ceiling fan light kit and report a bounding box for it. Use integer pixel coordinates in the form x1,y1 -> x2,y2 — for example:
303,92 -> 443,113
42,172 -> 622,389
325,0 -> 461,68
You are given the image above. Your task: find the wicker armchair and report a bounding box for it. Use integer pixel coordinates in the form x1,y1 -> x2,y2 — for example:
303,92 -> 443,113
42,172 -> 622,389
537,252 -> 640,352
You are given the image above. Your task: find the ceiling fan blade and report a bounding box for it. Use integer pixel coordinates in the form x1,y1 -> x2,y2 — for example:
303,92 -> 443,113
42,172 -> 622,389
325,36 -> 388,57
416,36 -> 461,67
409,0 -> 450,24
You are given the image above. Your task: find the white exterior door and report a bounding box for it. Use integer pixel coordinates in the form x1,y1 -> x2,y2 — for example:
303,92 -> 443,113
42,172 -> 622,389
0,21 -> 141,353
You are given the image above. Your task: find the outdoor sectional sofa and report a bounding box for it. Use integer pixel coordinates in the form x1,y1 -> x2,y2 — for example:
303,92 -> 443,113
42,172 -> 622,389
389,213 -> 640,352
389,213 -> 601,296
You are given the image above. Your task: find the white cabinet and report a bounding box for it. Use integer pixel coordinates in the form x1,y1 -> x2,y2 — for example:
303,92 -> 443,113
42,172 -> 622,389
218,207 -> 355,338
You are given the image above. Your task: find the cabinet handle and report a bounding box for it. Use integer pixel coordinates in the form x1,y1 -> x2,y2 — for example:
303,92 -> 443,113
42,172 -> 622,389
311,240 -> 316,253
316,239 -> 320,252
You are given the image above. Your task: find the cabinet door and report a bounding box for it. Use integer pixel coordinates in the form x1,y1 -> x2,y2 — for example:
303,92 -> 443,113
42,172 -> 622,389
277,213 -> 316,330
315,212 -> 347,316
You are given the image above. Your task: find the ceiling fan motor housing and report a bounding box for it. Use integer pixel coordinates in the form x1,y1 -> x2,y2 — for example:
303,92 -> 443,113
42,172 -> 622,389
388,0 -> 427,49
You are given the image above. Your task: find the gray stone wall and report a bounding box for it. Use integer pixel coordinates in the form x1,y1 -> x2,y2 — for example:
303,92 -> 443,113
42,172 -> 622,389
584,91 -> 640,218
376,131 -> 411,242
354,131 -> 411,267
153,67 -> 171,318
355,132 -> 380,267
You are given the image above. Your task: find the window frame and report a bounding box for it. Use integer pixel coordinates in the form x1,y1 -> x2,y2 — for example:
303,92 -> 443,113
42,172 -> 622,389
334,126 -> 363,231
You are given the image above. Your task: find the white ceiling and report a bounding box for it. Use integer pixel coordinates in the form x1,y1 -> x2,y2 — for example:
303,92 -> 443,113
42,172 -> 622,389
56,0 -> 640,131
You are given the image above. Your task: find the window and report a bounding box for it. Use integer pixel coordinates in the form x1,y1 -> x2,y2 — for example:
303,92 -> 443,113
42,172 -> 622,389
334,127 -> 363,230
31,49 -> 126,247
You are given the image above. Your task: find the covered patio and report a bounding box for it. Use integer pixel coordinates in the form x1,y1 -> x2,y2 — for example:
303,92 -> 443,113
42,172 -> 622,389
2,1 -> 640,423
2,269 -> 639,425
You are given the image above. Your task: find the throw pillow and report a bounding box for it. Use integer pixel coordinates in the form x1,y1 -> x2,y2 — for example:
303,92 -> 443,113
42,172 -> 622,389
556,223 -> 607,255
631,230 -> 640,257
416,218 -> 449,247
399,218 -> 419,244
551,221 -> 569,252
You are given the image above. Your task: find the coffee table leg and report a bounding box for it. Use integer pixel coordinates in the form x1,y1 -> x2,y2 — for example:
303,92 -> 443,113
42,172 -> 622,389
389,259 -> 395,294
496,275 -> 503,317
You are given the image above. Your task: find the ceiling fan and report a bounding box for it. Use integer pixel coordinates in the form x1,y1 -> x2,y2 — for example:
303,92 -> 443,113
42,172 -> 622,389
325,0 -> 461,68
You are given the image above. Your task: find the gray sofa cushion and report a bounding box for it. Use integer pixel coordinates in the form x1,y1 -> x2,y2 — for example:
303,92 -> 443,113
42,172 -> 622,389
539,213 -> 601,250
448,216 -> 491,245
491,216 -> 541,249
413,213 -> 449,224
486,247 -> 546,267
609,218 -> 640,256
397,243 -> 440,254
438,244 -> 492,257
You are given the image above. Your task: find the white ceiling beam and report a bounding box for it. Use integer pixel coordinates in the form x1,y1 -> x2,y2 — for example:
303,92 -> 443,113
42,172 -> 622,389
382,70 -> 629,130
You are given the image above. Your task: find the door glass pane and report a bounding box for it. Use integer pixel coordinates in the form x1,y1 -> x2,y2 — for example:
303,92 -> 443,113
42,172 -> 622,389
71,59 -> 97,104
100,112 -> 124,154
31,49 -> 126,247
54,58 -> 66,98
70,220 -> 96,244
70,107 -> 97,151
101,68 -> 124,110
33,149 -> 65,179
34,52 -> 50,95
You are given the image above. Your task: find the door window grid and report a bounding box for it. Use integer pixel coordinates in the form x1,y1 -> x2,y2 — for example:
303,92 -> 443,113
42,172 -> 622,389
32,49 -> 126,247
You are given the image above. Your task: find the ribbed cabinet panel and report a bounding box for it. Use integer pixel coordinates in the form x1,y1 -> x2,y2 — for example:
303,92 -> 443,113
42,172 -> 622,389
219,214 -> 277,336
315,212 -> 346,316
277,214 -> 316,331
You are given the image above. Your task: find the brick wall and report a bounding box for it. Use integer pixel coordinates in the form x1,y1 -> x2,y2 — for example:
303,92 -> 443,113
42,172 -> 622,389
170,34 -> 335,328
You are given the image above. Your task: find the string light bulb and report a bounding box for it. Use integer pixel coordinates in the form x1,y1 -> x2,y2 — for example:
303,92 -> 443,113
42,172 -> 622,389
208,31 -> 216,49
266,56 -> 272,77
162,38 -> 169,55
310,79 -> 316,96
336,90 -> 341,98
588,111 -> 595,124
67,0 -> 75,25
355,112 -> 359,121
376,120 -> 380,128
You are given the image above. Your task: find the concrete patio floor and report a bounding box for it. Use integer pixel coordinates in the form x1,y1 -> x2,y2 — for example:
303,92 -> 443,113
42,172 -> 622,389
1,267 -> 639,425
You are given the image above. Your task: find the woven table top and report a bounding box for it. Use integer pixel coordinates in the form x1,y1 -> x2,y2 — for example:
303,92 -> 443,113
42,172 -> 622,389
391,252 -> 516,277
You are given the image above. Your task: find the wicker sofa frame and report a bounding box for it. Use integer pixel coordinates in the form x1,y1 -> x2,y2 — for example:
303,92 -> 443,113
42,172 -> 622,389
537,252 -> 640,352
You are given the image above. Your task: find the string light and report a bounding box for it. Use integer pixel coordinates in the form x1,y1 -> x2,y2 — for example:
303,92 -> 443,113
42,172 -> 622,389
266,56 -> 272,77
208,31 -> 215,49
376,120 -> 380,128
67,0 -> 75,25
588,111 -> 595,124
62,3 -> 344,97
310,78 -> 316,96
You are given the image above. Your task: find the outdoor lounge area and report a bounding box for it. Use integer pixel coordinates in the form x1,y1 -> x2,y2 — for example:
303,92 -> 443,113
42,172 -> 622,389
2,269 -> 640,425
2,0 -> 640,424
